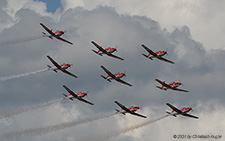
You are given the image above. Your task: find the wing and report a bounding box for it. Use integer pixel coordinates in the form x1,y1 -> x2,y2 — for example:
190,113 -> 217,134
107,53 -> 124,60
166,103 -> 183,114
100,66 -> 115,79
173,87 -> 189,92
78,98 -> 94,105
47,55 -> 61,69
130,112 -> 147,118
114,101 -> 130,113
40,23 -> 55,36
63,85 -> 78,98
155,79 -> 172,89
182,113 -> 199,119
55,36 -> 73,45
61,69 -> 78,78
158,57 -> 175,64
116,78 -> 132,87
91,41 -> 107,54
141,44 -> 157,57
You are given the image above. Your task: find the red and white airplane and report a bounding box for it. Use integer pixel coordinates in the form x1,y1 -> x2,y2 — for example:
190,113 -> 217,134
115,101 -> 146,118
166,103 -> 198,119
100,66 -> 132,87
141,44 -> 174,64
63,85 -> 94,105
155,79 -> 189,92
40,23 -> 73,45
47,55 -> 78,78
91,41 -> 124,60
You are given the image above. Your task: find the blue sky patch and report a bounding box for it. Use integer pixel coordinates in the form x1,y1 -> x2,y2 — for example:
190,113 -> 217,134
38,0 -> 61,13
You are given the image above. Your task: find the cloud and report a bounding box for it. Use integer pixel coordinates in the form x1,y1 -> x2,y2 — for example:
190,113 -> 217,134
60,0 -> 225,50
0,1 -> 224,141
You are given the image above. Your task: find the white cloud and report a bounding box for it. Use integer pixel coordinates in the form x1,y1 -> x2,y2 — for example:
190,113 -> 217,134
0,1 -> 225,141
60,0 -> 225,50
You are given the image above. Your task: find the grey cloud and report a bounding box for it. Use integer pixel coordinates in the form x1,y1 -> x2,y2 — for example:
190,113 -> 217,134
0,4 -> 224,141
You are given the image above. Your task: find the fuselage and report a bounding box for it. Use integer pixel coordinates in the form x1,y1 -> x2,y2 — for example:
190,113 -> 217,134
162,82 -> 182,90
120,106 -> 140,114
98,47 -> 117,55
53,30 -> 64,37
148,51 -> 167,59
66,92 -> 87,99
168,107 -> 192,116
53,64 -> 71,71
106,73 -> 125,80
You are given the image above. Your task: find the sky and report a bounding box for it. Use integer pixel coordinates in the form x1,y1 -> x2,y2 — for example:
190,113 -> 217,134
0,0 -> 225,141
38,0 -> 61,13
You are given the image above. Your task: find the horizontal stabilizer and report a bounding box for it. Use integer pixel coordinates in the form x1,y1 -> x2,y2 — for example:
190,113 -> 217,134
47,65 -> 51,68
115,109 -> 120,113
142,53 -> 149,58
156,86 -> 164,90
92,50 -> 99,54
63,94 -> 67,97
101,75 -> 107,80
166,111 -> 177,117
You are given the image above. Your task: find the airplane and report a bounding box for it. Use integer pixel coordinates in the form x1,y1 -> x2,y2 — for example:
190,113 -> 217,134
40,23 -> 73,45
47,55 -> 78,78
100,65 -> 132,87
166,103 -> 198,119
155,79 -> 189,92
114,101 -> 147,118
91,41 -> 124,60
141,44 -> 174,64
63,85 -> 94,105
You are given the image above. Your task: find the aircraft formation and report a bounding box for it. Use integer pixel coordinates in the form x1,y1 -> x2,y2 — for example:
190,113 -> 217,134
39,22 -> 198,119
0,22 -> 199,139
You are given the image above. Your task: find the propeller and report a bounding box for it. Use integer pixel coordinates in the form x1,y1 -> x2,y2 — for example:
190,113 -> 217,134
124,71 -> 127,77
64,30 -> 67,33
137,104 -> 142,109
190,104 -> 193,111
86,91 -> 89,97
165,49 -> 168,55
115,45 -> 118,52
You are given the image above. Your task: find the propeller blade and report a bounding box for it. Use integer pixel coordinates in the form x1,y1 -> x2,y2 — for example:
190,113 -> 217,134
116,46 -> 118,52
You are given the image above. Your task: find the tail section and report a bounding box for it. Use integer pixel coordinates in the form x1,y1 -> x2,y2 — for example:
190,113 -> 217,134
63,94 -> 67,99
42,32 -> 53,39
166,111 -> 177,117
101,75 -> 107,80
142,53 -> 148,58
47,65 -> 51,69
101,75 -> 111,82
92,50 -> 99,54
115,109 -> 120,114
156,86 -> 167,91
47,65 -> 57,73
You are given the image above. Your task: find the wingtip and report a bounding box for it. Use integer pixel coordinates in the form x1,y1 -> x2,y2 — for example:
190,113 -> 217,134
166,103 -> 170,106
